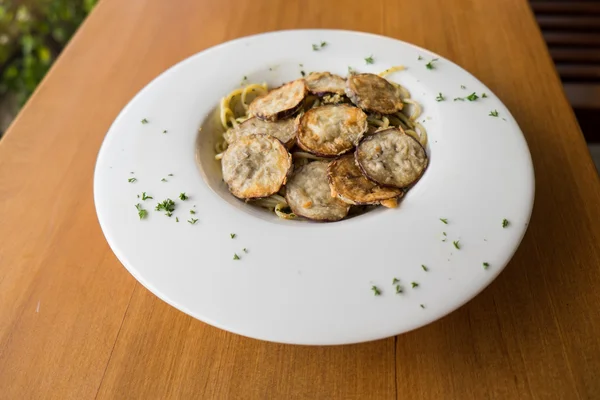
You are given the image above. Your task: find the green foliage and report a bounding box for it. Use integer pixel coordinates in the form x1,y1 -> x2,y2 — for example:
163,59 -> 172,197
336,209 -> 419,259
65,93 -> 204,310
0,0 -> 97,106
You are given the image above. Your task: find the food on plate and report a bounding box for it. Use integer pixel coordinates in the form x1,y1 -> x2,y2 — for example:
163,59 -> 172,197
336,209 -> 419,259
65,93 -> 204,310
345,73 -> 404,114
221,134 -> 292,199
355,128 -> 428,188
248,79 -> 307,121
304,71 -> 346,95
296,104 -> 368,157
214,68 -> 428,221
328,154 -> 404,206
285,161 -> 350,221
224,117 -> 296,149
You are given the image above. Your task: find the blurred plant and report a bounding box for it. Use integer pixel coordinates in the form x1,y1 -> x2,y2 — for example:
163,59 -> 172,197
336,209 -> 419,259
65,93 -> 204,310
0,0 -> 97,108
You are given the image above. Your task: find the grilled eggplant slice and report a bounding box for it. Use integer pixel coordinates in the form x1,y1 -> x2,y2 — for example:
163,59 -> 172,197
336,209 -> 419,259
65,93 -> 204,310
345,73 -> 404,114
248,79 -> 307,121
286,161 -> 350,221
222,134 -> 292,199
224,117 -> 296,149
355,128 -> 428,188
305,72 -> 346,95
296,104 -> 368,157
327,154 -> 403,205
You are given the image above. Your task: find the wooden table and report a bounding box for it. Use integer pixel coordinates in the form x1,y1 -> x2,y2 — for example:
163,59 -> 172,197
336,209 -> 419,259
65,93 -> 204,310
1,0 -> 599,398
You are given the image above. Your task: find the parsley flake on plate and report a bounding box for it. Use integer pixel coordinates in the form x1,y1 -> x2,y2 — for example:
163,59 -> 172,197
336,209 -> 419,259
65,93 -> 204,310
425,58 -> 438,69
371,285 -> 381,296
436,93 -> 445,102
135,204 -> 148,220
466,92 -> 479,101
364,55 -> 374,64
489,110 -> 499,117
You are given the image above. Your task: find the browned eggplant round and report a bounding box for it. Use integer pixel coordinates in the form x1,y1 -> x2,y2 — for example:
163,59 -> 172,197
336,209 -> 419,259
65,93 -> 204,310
296,104 -> 367,157
345,73 -> 404,114
355,128 -> 428,188
249,79 -> 307,121
222,134 -> 292,199
305,72 -> 346,96
327,154 -> 403,205
285,161 -> 350,221
224,117 -> 296,149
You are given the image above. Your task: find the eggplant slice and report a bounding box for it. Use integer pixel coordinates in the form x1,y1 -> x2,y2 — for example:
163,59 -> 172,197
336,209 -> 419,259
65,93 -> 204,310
327,154 -> 403,205
296,104 -> 368,157
222,134 -> 292,199
355,128 -> 428,188
345,73 -> 404,114
224,117 -> 296,149
305,72 -> 346,95
248,79 -> 307,121
286,161 -> 350,221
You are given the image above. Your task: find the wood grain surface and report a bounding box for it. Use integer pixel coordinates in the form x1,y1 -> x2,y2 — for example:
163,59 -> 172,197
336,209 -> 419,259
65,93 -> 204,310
0,0 -> 599,398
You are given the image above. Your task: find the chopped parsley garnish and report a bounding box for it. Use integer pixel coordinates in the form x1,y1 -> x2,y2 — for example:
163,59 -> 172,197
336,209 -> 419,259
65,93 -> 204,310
421,265 -> 428,272
188,218 -> 198,225
300,70 -> 306,77
460,85 -> 466,89
162,130 -> 167,134
502,219 -> 509,228
425,58 -> 438,69
155,199 -> 175,216
347,66 -> 354,73
417,55 -> 423,60
420,304 -> 425,309
168,173 -> 173,176
440,218 -> 448,224
233,253 -> 240,260
299,63 -> 303,67
313,42 -> 327,51
466,92 -> 479,101
436,93 -> 445,102
141,118 -> 148,124
489,110 -> 499,117
371,285 -> 381,296
392,277 -> 399,284
190,209 -> 196,214
453,97 -> 465,101
135,204 -> 148,220
128,177 -> 137,183
365,55 -> 374,64
230,233 -> 236,239
161,178 -> 167,182
411,282 -> 419,288
483,262 -> 490,269
243,248 -> 248,253
179,192 -> 188,201
453,240 -> 460,249
141,192 -> 153,201
176,217 -> 179,222
482,93 -> 488,98
396,285 -> 403,294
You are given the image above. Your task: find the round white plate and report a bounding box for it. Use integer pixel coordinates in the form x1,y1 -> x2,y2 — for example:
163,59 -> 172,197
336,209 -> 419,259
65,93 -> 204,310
94,30 -> 534,345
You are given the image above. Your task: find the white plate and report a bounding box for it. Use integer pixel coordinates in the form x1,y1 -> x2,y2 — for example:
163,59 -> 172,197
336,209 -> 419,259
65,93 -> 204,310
94,30 -> 534,345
